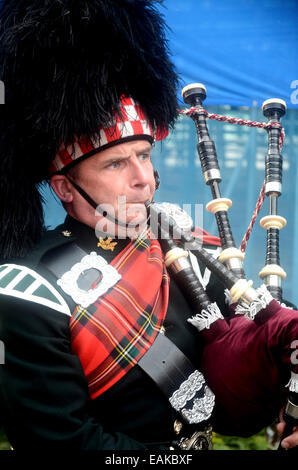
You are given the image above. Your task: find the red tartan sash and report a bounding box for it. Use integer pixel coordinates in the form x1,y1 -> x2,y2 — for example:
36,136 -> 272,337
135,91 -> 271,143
69,233 -> 169,399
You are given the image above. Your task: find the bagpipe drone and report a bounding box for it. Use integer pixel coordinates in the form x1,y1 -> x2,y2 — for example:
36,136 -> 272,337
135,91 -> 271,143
146,84 -> 298,448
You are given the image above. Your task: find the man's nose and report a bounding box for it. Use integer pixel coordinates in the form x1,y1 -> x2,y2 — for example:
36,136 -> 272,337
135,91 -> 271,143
130,158 -> 150,187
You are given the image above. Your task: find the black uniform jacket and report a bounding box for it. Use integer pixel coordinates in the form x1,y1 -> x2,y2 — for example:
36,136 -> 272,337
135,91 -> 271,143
0,216 -> 227,450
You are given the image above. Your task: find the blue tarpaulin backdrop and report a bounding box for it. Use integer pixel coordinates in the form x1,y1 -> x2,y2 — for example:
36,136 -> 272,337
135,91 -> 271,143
38,0 -> 298,304
163,0 -> 298,108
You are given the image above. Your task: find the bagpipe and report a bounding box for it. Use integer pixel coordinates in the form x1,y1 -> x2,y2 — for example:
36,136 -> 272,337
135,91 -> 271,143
146,84 -> 298,447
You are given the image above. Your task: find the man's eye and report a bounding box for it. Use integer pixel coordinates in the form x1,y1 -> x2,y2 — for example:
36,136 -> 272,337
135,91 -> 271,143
108,161 -> 121,169
139,153 -> 150,161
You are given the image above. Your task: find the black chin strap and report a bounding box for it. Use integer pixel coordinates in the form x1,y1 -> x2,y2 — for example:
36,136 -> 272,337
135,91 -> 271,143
65,176 -> 98,211
65,176 -> 146,229
64,170 -> 160,230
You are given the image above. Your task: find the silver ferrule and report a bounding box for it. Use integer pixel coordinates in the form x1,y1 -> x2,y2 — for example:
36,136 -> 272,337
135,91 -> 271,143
265,182 -> 282,195
224,257 -> 244,271
170,256 -> 192,275
264,275 -> 282,288
285,400 -> 298,420
203,169 -> 221,184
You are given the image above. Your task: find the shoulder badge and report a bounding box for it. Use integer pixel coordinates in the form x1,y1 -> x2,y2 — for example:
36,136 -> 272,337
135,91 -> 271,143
0,264 -> 71,316
154,202 -> 193,232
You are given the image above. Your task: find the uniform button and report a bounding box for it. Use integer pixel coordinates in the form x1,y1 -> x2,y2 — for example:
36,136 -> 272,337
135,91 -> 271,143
61,230 -> 72,237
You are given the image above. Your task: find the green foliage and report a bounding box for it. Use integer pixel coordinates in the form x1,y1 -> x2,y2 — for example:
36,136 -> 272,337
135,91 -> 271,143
213,429 -> 273,450
0,428 -> 10,450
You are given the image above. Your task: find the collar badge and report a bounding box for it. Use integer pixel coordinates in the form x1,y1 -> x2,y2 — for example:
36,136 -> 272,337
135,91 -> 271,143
97,237 -> 118,251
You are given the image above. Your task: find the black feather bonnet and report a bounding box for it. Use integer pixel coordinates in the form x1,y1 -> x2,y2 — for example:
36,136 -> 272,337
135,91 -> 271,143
0,0 -> 179,259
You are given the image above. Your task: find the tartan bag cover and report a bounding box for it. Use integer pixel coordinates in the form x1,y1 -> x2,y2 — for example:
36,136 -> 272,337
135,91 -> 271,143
69,232 -> 169,399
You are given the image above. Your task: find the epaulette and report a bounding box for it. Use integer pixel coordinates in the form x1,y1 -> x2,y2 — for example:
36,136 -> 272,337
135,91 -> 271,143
0,225 -> 74,316
0,263 -> 70,316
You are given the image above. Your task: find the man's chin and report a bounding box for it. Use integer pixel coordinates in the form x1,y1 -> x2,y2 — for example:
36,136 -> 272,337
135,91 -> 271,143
94,202 -> 149,239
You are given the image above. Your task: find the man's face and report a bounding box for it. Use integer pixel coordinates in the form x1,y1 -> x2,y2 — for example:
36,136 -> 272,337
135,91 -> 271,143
58,139 -> 156,236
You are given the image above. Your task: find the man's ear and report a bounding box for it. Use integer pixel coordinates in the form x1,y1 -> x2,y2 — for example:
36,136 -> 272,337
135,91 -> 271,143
50,175 -> 74,203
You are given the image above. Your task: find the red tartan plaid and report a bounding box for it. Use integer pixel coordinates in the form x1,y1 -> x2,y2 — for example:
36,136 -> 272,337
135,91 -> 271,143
69,232 -> 169,399
50,95 -> 168,174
